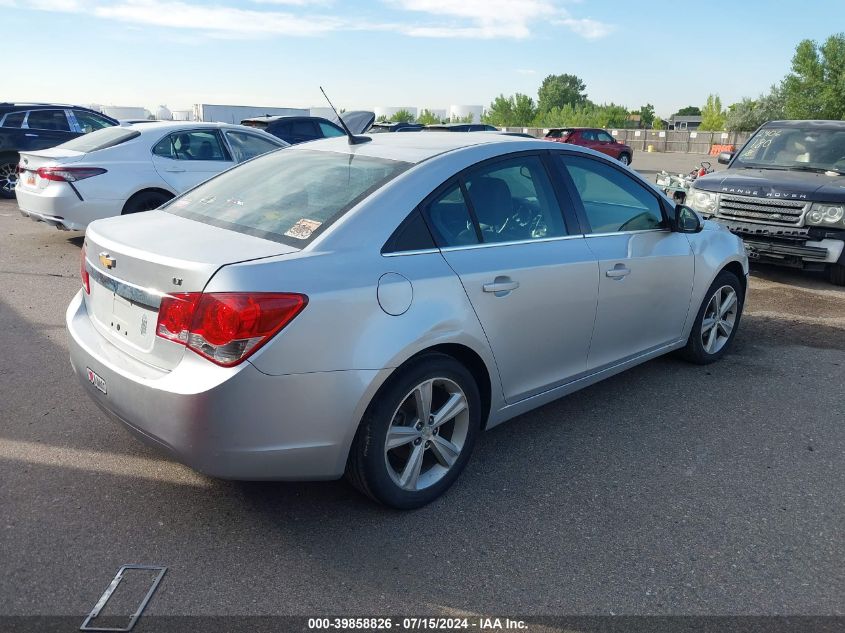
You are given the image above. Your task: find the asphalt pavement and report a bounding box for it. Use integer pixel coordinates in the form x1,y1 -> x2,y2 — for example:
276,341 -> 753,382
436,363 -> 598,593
0,159 -> 843,630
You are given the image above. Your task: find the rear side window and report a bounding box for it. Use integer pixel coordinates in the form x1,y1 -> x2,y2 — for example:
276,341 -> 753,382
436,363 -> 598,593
463,155 -> 566,243
291,120 -> 317,138
1,111 -> 25,128
27,109 -> 70,132
166,149 -> 410,246
382,209 -> 436,253
58,126 -> 140,152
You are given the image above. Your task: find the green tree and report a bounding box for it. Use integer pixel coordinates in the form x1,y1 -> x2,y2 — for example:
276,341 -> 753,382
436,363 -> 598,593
652,118 -> 665,130
416,109 -> 442,125
484,93 -> 537,127
376,114 -> 389,123
782,33 -> 845,119
725,85 -> 786,131
537,73 -> 588,113
637,103 -> 655,128
699,94 -> 726,131
450,113 -> 475,123
674,105 -> 701,116
391,109 -> 415,124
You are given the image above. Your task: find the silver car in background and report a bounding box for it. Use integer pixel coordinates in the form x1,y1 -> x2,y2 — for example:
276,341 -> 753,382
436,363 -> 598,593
67,133 -> 748,508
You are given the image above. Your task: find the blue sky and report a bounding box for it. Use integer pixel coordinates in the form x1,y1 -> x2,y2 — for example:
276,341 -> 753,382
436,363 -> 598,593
3,0 -> 842,117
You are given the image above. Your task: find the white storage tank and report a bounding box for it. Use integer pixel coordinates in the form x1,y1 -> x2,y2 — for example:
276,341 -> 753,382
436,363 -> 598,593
449,105 -> 483,123
170,110 -> 194,121
155,105 -> 173,121
99,106 -> 148,120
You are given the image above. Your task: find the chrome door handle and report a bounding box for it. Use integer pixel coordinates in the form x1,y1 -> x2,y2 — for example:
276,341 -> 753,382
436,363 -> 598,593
483,278 -> 520,294
24,133 -> 39,137
606,265 -> 631,279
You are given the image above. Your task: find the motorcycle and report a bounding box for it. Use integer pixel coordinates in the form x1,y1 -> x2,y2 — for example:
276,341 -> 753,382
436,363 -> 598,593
655,161 -> 713,204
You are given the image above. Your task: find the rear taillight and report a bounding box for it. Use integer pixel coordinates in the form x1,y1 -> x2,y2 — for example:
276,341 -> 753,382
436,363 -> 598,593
156,292 -> 307,366
80,246 -> 90,294
37,167 -> 107,182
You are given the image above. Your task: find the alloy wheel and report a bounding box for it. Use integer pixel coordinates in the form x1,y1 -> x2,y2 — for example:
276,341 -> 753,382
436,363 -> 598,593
384,377 -> 470,492
619,154 -> 630,166
0,162 -> 18,194
701,285 -> 738,354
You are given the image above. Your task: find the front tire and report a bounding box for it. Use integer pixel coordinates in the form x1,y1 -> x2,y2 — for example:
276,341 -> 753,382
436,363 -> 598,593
618,153 -> 631,166
681,270 -> 744,365
828,263 -> 845,286
0,155 -> 19,199
346,353 -> 481,509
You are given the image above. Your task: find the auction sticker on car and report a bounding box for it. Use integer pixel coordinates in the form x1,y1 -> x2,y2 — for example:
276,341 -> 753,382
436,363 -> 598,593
86,367 -> 107,394
284,218 -> 322,240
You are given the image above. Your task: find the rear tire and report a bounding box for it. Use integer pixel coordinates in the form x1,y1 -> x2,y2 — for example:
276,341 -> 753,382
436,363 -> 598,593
122,190 -> 173,215
681,270 -> 744,365
618,153 -> 631,166
828,263 -> 845,286
0,154 -> 19,199
346,353 -> 481,509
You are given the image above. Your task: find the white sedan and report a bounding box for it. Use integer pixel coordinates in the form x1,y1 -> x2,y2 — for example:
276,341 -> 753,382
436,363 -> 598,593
15,121 -> 288,231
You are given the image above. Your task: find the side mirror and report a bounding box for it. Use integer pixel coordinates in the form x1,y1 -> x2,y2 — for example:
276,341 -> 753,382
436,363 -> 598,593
717,151 -> 734,165
674,204 -> 703,233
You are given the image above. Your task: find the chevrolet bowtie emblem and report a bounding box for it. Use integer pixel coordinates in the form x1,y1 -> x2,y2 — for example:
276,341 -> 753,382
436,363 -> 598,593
99,252 -> 116,269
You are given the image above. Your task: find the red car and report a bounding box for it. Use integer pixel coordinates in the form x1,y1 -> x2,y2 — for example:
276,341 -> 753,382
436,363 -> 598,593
544,127 -> 633,166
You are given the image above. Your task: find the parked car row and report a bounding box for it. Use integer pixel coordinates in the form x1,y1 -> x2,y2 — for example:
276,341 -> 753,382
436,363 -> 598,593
0,102 -> 118,197
16,121 -> 287,231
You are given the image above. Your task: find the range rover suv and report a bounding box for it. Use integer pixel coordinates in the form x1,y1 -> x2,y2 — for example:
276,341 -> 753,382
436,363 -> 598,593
0,103 -> 117,198
687,120 -> 845,285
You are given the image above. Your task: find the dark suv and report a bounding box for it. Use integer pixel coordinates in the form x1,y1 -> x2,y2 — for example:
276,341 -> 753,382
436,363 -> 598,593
0,103 -> 117,198
687,120 -> 845,285
240,115 -> 345,145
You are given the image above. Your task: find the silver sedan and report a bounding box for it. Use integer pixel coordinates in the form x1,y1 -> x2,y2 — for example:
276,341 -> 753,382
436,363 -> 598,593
67,133 -> 748,508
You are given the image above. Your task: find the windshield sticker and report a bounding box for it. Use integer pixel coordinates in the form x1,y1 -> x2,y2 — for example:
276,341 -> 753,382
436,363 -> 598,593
741,129 -> 783,159
284,218 -> 322,240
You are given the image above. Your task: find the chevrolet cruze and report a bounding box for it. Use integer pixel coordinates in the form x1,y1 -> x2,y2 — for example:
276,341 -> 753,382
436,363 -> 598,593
67,133 -> 748,508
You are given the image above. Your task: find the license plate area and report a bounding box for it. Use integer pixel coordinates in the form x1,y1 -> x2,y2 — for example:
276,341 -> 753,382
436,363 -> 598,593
88,278 -> 157,353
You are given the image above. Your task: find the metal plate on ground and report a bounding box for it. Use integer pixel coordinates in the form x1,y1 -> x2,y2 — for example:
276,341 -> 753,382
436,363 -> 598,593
80,564 -> 167,632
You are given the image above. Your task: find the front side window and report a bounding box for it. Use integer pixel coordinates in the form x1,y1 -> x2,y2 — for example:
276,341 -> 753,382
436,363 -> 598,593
224,131 -> 281,162
318,122 -> 344,138
463,155 -> 566,244
559,154 -> 665,233
1,111 -> 25,128
153,130 -> 229,161
597,131 -> 615,143
166,149 -> 410,246
73,110 -> 114,134
26,109 -> 70,132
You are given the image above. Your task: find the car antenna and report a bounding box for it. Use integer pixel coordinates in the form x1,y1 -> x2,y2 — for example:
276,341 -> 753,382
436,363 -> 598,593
319,86 -> 371,145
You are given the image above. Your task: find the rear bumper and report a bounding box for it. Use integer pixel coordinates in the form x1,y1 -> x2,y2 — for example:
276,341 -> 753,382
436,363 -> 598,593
15,184 -> 118,231
66,290 -> 385,480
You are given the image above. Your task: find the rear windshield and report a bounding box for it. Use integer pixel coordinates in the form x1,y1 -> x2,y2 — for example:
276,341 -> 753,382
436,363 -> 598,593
165,148 -> 411,246
58,127 -> 141,153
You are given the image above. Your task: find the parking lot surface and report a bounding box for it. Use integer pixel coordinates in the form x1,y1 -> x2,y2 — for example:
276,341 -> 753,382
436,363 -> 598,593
1,159 -> 843,622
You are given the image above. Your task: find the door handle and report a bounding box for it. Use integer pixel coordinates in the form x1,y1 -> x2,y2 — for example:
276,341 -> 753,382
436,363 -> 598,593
606,265 -> 631,279
164,167 -> 186,173
24,133 -> 39,137
483,277 -> 519,295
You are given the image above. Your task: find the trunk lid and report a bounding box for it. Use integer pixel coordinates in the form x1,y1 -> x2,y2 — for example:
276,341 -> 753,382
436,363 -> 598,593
83,210 -> 299,370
